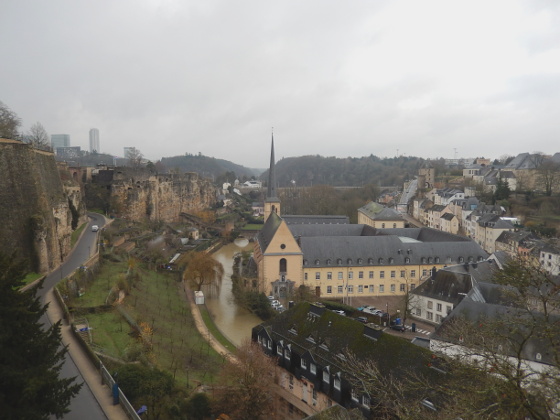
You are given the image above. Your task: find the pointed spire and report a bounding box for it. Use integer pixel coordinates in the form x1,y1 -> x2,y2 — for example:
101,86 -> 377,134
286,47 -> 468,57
267,129 -> 278,200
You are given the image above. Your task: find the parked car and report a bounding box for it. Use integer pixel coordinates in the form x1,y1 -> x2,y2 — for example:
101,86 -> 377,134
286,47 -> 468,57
271,300 -> 281,307
91,225 -> 99,232
332,310 -> 346,316
355,316 -> 368,323
390,324 -> 406,332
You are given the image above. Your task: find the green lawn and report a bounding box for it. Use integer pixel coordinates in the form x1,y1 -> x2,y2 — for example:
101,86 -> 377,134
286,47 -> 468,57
22,272 -> 43,287
199,305 -> 237,353
66,260 -> 225,389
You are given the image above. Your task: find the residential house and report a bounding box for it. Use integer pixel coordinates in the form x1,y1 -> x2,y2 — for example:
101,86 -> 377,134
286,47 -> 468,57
409,260 -> 498,325
433,188 -> 465,206
475,214 -> 515,254
251,202 -> 264,217
426,204 -> 448,230
430,287 -> 559,399
412,197 -> 433,225
495,230 -> 541,259
440,213 -> 459,235
464,203 -> 504,241
447,197 -> 479,232
539,243 -> 560,276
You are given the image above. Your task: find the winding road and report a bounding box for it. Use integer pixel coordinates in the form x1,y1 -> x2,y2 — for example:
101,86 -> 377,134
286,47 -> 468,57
38,213 -> 108,420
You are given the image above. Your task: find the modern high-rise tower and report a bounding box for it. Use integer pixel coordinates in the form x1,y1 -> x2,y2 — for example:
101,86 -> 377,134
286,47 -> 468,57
51,134 -> 70,151
89,128 -> 100,153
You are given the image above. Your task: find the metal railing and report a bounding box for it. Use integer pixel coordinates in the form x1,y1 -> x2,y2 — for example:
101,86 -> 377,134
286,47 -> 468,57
100,363 -> 142,420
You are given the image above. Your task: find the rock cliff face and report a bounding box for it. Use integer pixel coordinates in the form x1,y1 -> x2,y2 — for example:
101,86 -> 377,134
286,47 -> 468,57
0,139 -> 87,273
87,168 -> 217,223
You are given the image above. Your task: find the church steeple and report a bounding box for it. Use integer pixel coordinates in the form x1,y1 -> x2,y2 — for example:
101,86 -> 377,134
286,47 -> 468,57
264,130 -> 281,221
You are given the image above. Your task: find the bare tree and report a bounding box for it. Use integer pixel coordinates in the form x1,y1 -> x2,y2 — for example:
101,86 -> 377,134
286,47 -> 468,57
0,101 -> 21,139
27,121 -> 51,150
535,160 -> 560,196
126,147 -> 144,168
213,340 -> 278,420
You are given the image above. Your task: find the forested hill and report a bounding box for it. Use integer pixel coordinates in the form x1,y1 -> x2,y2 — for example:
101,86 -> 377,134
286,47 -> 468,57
264,155 -> 429,187
159,154 -> 262,179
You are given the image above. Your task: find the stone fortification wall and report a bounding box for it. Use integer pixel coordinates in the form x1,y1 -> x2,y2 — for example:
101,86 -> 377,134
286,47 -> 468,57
0,139 -> 87,273
90,168 -> 217,223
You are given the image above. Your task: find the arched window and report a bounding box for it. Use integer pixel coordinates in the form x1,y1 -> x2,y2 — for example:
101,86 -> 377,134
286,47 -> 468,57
280,258 -> 287,273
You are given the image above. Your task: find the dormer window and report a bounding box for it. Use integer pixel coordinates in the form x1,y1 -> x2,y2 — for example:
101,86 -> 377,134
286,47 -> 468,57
347,258 -> 353,265
301,358 -> 307,369
459,257 -> 464,263
310,363 -> 316,374
334,373 -> 341,390
405,257 -> 410,264
368,258 -> 374,264
323,369 -> 330,383
326,259 -> 331,265
315,259 -> 320,266
285,348 -> 291,360
435,257 -> 440,263
277,340 -> 283,356
378,258 -> 384,264
306,335 -> 316,344
388,258 -> 394,264
337,258 -> 342,265
357,258 -> 363,265
303,259 -> 308,266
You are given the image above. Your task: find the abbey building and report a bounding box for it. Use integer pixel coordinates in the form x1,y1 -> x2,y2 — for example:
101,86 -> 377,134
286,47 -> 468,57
253,139 -> 488,299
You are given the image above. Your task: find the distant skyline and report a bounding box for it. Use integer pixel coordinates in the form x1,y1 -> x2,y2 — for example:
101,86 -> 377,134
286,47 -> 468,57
2,0 -> 559,167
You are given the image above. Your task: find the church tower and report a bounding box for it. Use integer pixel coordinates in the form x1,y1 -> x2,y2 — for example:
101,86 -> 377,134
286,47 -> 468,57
264,133 -> 281,221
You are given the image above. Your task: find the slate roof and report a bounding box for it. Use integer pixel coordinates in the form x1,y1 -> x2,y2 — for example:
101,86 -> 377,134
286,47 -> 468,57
433,297 -> 560,366
254,302 -> 434,378
450,196 -> 479,210
428,205 -> 447,213
283,215 -> 350,225
367,207 -> 403,221
477,213 -> 515,229
256,211 -> 283,252
411,261 -> 499,304
441,213 -> 456,221
300,234 -> 487,268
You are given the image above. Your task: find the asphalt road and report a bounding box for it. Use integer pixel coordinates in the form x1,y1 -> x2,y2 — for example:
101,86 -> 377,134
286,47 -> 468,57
38,213 -> 108,420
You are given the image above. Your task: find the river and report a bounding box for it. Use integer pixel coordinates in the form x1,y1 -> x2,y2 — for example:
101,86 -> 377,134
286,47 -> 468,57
204,239 -> 262,347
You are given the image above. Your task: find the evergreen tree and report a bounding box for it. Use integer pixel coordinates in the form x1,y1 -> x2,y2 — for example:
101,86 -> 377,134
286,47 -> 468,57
0,253 -> 82,419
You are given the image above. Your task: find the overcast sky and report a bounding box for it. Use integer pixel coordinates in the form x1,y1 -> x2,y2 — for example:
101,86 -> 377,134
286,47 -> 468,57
2,0 -> 559,168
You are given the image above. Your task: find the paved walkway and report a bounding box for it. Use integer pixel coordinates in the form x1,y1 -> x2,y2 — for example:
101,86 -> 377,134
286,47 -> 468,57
45,289 -> 129,420
179,280 -> 238,364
